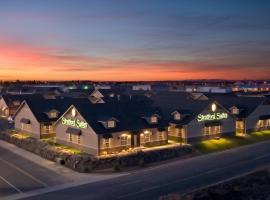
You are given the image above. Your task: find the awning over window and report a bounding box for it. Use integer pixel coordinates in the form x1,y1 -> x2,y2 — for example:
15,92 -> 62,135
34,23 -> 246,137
259,115 -> 270,120
205,121 -> 222,127
175,124 -> 183,129
20,118 -> 31,124
66,127 -> 82,136
102,134 -> 113,139
158,127 -> 166,132
43,122 -> 52,126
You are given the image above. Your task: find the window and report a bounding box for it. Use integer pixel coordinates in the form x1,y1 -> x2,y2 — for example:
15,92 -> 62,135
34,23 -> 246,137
158,132 -> 164,141
236,120 -> 244,129
104,138 -> 110,148
144,133 -> 151,143
50,112 -> 58,118
204,126 -> 221,136
174,113 -> 181,120
69,134 -> 73,142
44,125 -> 52,133
21,123 -> 29,131
120,136 -> 128,146
107,120 -> 116,128
151,116 -> 158,123
77,136 -> 81,144
231,108 -> 239,115
13,101 -> 20,106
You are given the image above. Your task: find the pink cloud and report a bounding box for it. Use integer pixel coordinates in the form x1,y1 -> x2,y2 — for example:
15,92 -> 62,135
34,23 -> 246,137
0,40 -> 269,81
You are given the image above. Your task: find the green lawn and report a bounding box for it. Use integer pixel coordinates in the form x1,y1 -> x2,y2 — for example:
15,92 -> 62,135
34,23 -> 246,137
195,130 -> 270,154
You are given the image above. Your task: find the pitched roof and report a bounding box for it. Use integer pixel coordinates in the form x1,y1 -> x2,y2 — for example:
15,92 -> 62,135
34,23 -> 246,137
206,93 -> 268,118
21,98 -> 75,123
149,91 -> 211,125
69,96 -> 164,135
1,94 -> 44,106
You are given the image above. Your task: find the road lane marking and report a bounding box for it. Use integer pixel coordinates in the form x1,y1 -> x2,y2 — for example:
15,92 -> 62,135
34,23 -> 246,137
0,175 -> 23,194
0,158 -> 48,187
253,152 -> 270,161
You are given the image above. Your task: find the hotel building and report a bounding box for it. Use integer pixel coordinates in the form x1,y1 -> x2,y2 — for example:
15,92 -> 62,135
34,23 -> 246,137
12,91 -> 270,156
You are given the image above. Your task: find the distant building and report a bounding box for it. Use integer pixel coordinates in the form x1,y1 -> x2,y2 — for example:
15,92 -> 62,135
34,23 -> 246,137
132,84 -> 151,91
232,83 -> 270,93
0,94 -> 43,118
185,86 -> 232,93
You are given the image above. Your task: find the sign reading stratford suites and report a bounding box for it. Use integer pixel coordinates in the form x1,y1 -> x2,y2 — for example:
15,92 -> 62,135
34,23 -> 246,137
61,117 -> 88,129
197,112 -> 228,122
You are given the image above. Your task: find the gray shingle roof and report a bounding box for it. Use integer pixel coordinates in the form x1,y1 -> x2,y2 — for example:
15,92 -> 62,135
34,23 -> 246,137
206,93 -> 269,118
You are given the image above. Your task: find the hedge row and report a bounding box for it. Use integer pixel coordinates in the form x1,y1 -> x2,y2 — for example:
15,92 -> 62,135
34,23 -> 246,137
0,131 -> 193,173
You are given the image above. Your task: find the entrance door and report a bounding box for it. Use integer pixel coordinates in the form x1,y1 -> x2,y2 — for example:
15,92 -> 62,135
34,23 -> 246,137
204,126 -> 221,136
133,135 -> 137,147
180,128 -> 187,144
236,120 -> 245,134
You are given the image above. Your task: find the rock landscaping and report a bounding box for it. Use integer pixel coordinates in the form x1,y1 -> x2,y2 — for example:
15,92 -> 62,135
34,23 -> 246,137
0,131 -> 193,173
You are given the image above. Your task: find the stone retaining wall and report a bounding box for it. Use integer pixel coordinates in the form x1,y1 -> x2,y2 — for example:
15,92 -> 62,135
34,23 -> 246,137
0,131 -> 193,173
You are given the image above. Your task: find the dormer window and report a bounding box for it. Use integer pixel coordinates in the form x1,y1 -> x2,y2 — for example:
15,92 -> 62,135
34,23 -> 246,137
99,117 -> 118,129
174,113 -> 181,120
230,106 -> 239,115
13,100 -> 21,106
172,111 -> 181,121
46,110 -> 59,119
142,114 -> 160,124
151,116 -> 158,123
50,111 -> 58,118
107,120 -> 116,128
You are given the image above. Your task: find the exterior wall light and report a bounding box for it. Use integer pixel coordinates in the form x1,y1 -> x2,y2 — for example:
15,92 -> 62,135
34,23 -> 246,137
211,103 -> 217,112
71,108 -> 76,117
144,130 -> 150,134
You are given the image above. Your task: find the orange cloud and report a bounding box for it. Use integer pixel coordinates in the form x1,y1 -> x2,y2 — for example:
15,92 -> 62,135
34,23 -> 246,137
0,41 -> 269,81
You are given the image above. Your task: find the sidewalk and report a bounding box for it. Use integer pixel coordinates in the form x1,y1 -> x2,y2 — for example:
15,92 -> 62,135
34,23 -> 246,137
0,139 -> 127,179
0,139 -> 128,200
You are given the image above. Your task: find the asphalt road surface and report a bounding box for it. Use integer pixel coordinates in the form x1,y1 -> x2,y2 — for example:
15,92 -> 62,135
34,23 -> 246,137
22,140 -> 270,200
0,146 -> 70,199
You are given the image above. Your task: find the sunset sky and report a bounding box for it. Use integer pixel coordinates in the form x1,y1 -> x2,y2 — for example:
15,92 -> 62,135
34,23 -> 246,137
0,0 -> 270,81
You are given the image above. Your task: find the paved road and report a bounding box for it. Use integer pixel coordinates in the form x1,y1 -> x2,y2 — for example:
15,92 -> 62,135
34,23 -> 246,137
22,140 -> 270,200
0,146 -> 70,198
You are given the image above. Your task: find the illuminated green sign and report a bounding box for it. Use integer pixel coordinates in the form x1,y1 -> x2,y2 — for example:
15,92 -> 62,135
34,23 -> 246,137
61,117 -> 88,129
197,112 -> 228,122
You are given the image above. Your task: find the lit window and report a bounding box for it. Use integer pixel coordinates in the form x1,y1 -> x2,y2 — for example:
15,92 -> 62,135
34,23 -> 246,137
50,112 -> 58,118
144,133 -> 151,143
231,108 -> 239,115
120,136 -> 128,146
13,101 -> 21,106
107,120 -> 116,128
44,125 -> 52,133
158,132 -> 164,141
204,126 -> 221,135
174,113 -> 181,120
104,138 -> 110,148
21,123 -> 29,131
69,134 -> 73,142
151,116 -> 158,123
